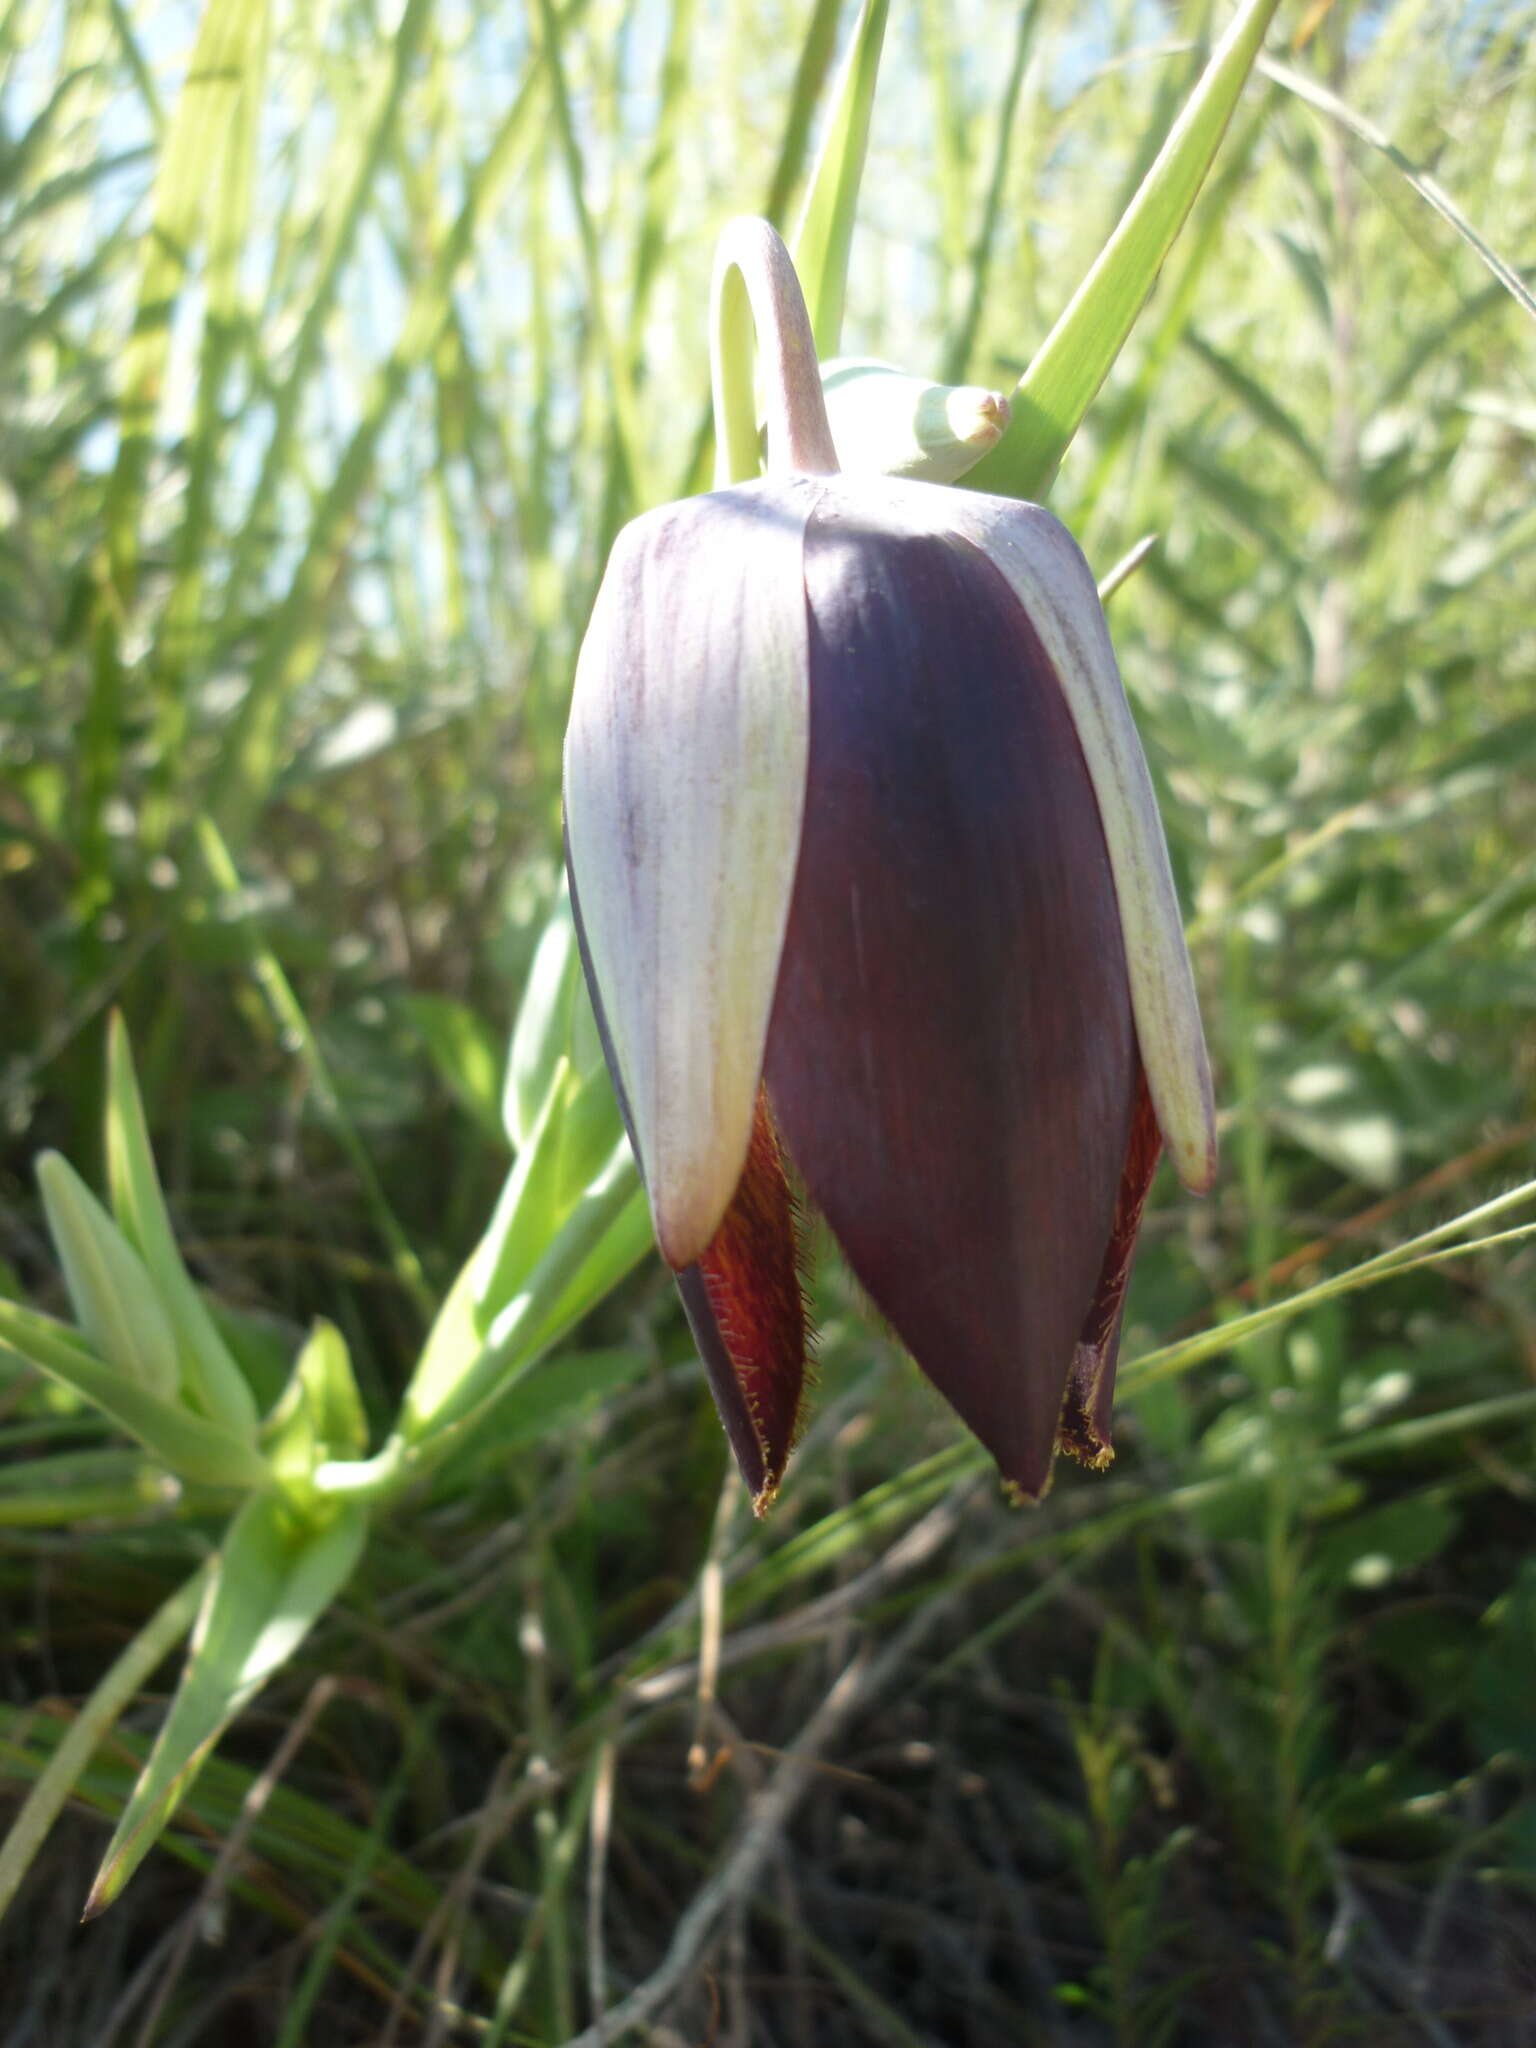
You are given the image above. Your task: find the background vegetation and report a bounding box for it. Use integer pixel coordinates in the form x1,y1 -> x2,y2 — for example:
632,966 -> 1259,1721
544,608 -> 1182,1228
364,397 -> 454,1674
1,0 -> 1534,2039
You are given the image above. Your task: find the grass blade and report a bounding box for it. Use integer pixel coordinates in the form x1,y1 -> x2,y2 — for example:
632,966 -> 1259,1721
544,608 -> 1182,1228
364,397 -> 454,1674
208,8 -> 584,840
106,1015 -> 260,1437
941,0 -> 1043,383
0,1563 -> 210,1923
791,0 -> 890,358
79,0 -> 271,915
0,1299 -> 270,1488
196,821 -> 432,1318
1259,55 -> 1536,325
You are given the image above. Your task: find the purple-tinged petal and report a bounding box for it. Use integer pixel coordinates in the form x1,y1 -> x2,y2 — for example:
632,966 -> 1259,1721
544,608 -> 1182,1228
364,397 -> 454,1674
1057,1066 -> 1162,1477
764,489 -> 1139,1502
563,478 -> 815,1269
927,486 -> 1217,1195
675,1093 -> 808,1514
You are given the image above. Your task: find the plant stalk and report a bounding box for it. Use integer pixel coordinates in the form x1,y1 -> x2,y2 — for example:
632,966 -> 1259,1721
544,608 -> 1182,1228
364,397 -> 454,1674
709,216 -> 839,485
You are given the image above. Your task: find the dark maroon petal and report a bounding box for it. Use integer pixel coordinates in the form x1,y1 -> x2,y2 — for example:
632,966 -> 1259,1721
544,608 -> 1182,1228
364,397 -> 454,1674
676,1093 -> 808,1514
1058,1064 -> 1161,1471
568,836 -> 806,1512
764,496 -> 1138,1502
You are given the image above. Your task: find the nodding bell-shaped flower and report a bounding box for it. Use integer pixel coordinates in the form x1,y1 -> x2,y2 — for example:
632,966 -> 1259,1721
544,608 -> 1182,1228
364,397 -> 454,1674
564,221 -> 1216,1512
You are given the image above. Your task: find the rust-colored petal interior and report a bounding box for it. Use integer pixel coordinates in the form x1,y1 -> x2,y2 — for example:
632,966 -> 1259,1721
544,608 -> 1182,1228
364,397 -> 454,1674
675,1093 -> 807,1513
1056,1064 -> 1162,1475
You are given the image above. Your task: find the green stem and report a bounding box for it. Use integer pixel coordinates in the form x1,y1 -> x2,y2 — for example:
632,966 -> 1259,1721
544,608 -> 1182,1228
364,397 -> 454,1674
310,1433 -> 413,1500
709,216 -> 839,485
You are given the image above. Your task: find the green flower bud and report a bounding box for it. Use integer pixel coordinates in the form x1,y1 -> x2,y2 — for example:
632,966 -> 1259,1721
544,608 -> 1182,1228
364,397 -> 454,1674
819,358 -> 1012,482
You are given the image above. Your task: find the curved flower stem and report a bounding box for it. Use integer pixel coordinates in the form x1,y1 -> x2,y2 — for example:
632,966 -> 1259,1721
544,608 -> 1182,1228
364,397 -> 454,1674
709,216 -> 839,486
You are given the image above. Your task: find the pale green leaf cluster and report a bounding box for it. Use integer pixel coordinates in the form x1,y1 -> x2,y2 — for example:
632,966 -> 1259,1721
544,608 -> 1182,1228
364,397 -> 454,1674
84,1490 -> 369,1916
0,932 -> 648,1914
7,1028 -> 269,1488
399,892 -> 650,1449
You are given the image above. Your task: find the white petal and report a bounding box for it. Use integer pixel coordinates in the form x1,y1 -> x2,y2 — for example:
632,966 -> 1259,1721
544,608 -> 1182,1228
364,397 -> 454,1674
563,479 -> 814,1265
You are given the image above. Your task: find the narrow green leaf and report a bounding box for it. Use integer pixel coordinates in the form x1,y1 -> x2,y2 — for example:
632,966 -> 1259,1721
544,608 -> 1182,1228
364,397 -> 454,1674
400,1133 -> 647,1449
1269,225 -> 1333,331
209,4 -> 583,842
105,0 -> 267,546
81,0 -> 271,910
104,0 -> 165,135
478,1062 -> 582,1316
105,1014 -> 259,1435
1182,329 -> 1328,476
510,1184 -> 653,1370
1,65 -> 93,195
0,1447 -> 158,1497
941,0 -> 1043,383
1163,431 -> 1307,570
404,994 -> 507,1143
761,0 -> 844,231
505,900 -> 583,1151
550,1063 -> 629,1219
488,1348 -> 649,1453
266,1702 -> 447,2048
1380,279 -> 1508,407
791,0 -> 891,358
919,0 -> 970,332
1259,55 -> 1536,326
196,820 -> 432,1318
532,0 -> 648,513
0,1300 -> 270,1489
221,0 -> 435,624
8,147 -> 154,232
143,0 -> 272,842
1073,113 -> 1264,519
403,1061 -> 586,1435
626,0 -> 698,331
713,1444 -> 976,1628
1335,1390 -> 1536,1466
1124,1181 -> 1536,1391
0,1462 -> 172,1529
84,1490 -> 367,1915
964,0 -> 1283,500
35,1153 -> 179,1400
0,1563 -> 210,1922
